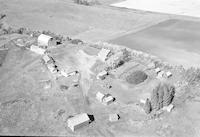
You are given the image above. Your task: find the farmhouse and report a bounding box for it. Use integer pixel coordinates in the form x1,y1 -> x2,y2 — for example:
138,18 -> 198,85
38,34 -> 56,47
67,113 -> 91,132
98,48 -> 111,62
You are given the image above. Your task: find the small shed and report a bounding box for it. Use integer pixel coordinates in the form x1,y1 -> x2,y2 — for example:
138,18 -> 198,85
155,68 -> 161,74
157,71 -> 164,79
38,34 -> 56,47
166,71 -> 172,78
109,114 -> 120,122
102,95 -> 114,105
96,70 -> 108,80
96,92 -> 105,102
30,45 -> 46,55
98,48 -> 111,62
67,113 -> 91,132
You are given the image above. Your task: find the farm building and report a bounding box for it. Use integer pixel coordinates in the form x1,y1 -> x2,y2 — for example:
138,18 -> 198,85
98,48 -> 111,62
96,70 -> 108,80
109,114 -> 120,122
67,113 -> 91,132
47,63 -> 58,73
102,94 -> 115,105
38,34 -> 56,47
30,45 -> 46,55
155,68 -> 161,74
42,54 -> 54,64
60,70 -> 78,77
96,92 -> 105,102
166,71 -> 172,78
157,71 -> 165,79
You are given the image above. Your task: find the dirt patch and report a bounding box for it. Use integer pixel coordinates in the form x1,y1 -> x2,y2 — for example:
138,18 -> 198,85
126,70 -> 148,85
0,49 -> 8,67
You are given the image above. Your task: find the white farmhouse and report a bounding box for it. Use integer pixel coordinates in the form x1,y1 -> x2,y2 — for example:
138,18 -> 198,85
38,34 -> 56,47
30,45 -> 46,55
67,113 -> 91,132
98,48 -> 111,62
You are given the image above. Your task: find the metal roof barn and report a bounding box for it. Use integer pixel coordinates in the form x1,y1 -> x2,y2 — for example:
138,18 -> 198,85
38,34 -> 56,47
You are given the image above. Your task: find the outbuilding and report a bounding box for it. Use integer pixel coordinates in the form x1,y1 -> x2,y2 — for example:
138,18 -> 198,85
38,34 -> 56,47
155,68 -> 161,74
96,70 -> 108,80
157,71 -> 164,79
30,45 -> 46,55
67,113 -> 91,132
166,71 -> 172,78
47,63 -> 58,73
96,92 -> 105,102
109,114 -> 120,122
42,54 -> 54,64
102,94 -> 115,105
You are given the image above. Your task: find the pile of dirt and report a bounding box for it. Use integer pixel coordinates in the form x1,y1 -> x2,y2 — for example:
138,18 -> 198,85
125,70 -> 148,85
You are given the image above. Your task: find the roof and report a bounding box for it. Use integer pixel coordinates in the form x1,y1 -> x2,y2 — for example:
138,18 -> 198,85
98,48 -> 111,61
38,34 -> 55,46
38,34 -> 53,41
68,113 -> 90,126
30,45 -> 46,54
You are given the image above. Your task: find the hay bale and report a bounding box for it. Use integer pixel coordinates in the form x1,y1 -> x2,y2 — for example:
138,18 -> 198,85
126,70 -> 148,85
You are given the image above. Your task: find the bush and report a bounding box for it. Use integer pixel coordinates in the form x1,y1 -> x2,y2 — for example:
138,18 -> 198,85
150,82 -> 175,111
183,67 -> 200,85
0,14 -> 6,20
105,48 -> 131,70
74,0 -> 97,5
144,98 -> 152,114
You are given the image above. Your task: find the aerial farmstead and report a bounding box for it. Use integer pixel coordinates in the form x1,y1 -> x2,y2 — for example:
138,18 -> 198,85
2,1 -> 200,136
